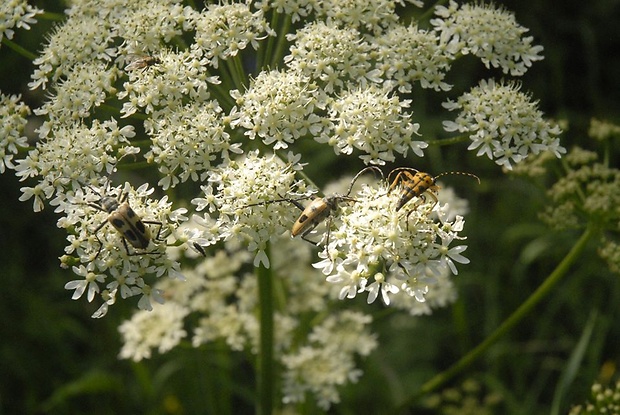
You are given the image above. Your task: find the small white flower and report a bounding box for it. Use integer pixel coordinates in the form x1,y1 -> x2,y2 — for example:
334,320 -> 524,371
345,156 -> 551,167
66,264 -> 105,302
365,273 -> 400,305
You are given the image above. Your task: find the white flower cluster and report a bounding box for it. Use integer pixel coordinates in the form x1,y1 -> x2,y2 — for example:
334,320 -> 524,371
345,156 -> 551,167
34,61 -> 118,132
312,177 -> 470,307
118,48 -> 220,118
285,22 -> 380,94
314,0 -> 423,33
189,2 -> 274,68
0,93 -> 30,174
118,239 -> 378,410
29,15 -> 116,90
254,0 -> 318,23
144,99 -> 241,190
443,79 -> 565,169
230,70 -> 326,150
374,24 -> 453,93
61,182 -> 188,318
0,0 -> 42,43
192,151 -> 314,268
15,119 -> 138,212
431,0 -> 544,76
281,311 -> 377,409
318,84 -> 426,165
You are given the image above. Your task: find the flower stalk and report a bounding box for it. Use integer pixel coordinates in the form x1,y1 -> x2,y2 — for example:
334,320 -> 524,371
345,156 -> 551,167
257,243 -> 275,415
396,225 -> 597,412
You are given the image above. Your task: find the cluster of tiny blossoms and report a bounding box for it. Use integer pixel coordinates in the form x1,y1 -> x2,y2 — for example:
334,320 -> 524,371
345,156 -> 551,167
61,182 -> 187,318
192,151 -> 313,268
431,0 -> 544,76
119,238 -> 378,409
312,174 -> 470,307
569,382 -> 620,415
0,93 -> 30,174
0,0 -> 41,42
443,79 -> 564,169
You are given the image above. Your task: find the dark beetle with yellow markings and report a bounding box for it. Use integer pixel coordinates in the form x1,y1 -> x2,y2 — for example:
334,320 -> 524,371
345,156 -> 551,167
387,167 -> 480,212
88,188 -> 163,256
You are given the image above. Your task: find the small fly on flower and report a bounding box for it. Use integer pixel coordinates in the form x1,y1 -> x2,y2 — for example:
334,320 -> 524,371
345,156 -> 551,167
245,166 -> 383,246
86,184 -> 165,258
124,54 -> 161,72
387,167 -> 480,217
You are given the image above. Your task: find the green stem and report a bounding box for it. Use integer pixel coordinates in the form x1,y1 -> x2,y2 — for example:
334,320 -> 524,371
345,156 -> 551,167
418,0 -> 449,22
395,225 -> 597,413
38,12 -> 66,21
1,37 -> 37,60
257,243 -> 275,415
425,135 -> 471,146
270,14 -> 292,68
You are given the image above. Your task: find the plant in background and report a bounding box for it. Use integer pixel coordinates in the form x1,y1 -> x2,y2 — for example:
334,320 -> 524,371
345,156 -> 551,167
569,381 -> 620,415
8,0 -> 610,412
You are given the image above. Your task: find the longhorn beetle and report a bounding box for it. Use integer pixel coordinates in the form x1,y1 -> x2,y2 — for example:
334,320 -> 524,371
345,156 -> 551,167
245,166 -> 383,247
387,167 -> 480,213
86,184 -> 164,258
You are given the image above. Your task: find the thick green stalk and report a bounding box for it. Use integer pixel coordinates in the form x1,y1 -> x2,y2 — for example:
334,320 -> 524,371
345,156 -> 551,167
395,225 -> 596,413
1,38 -> 37,60
257,243 -> 275,415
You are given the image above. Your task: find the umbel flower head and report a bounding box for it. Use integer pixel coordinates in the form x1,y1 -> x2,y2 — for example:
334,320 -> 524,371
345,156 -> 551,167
312,175 -> 471,307
443,79 -> 564,169
60,181 -> 188,318
192,151 -> 314,268
2,0 -> 562,320
1,0 -> 565,409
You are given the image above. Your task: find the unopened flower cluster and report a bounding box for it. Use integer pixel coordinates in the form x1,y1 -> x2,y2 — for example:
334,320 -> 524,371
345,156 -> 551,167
540,146 -> 620,231
569,382 -> 620,415
539,121 -> 620,277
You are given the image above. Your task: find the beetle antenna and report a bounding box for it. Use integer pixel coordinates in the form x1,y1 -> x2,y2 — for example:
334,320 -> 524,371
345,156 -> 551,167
434,171 -> 480,184
345,166 -> 384,196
